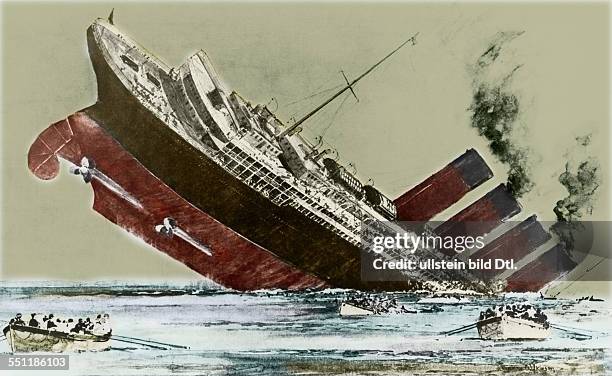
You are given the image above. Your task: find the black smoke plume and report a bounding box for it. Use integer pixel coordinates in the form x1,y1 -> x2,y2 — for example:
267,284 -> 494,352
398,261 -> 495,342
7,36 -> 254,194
551,135 -> 601,251
468,31 -> 533,198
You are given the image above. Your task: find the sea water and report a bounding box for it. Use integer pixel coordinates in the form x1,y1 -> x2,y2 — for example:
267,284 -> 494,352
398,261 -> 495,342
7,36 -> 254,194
0,282 -> 610,375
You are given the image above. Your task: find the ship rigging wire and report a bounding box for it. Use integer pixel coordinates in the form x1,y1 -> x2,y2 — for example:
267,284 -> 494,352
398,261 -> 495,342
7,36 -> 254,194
284,83 -> 344,109
319,91 -> 352,138
286,83 -> 346,124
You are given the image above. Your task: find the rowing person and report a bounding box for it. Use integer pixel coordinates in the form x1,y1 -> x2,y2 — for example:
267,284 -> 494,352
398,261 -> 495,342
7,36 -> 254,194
28,314 -> 39,328
92,314 -> 112,336
71,318 -> 85,333
9,313 -> 25,326
46,314 -> 57,330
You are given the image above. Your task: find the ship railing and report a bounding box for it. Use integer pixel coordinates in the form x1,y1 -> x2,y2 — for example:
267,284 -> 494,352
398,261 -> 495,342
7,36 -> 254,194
130,80 -> 181,124
229,136 -> 365,229
290,195 -> 359,244
307,168 -> 388,226
285,180 -> 362,239
221,145 -> 291,205
219,137 -> 367,240
104,22 -> 171,73
224,137 -> 369,243
219,142 -> 361,243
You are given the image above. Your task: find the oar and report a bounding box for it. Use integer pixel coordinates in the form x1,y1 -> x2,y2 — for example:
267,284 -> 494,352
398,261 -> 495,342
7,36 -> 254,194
550,324 -> 593,339
113,335 -> 189,349
440,322 -> 478,336
551,324 -> 605,335
111,337 -> 169,350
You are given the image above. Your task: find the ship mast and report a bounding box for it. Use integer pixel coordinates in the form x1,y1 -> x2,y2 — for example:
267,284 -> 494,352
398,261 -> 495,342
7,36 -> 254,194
277,32 -> 419,139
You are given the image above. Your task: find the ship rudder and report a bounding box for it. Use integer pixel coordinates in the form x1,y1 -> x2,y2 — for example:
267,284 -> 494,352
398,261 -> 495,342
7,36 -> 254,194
28,118 -> 83,180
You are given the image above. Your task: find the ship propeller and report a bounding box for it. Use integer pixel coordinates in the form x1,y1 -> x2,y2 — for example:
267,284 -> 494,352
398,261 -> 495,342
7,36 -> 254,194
155,217 -> 177,238
154,217 -> 213,256
69,157 -> 96,183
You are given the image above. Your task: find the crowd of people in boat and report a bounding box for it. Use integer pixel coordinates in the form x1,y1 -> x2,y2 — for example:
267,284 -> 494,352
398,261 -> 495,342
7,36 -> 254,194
480,304 -> 548,324
8,313 -> 112,336
345,296 -> 414,314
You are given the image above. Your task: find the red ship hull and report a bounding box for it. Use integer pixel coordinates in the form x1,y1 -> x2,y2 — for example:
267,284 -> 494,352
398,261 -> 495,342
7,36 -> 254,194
28,111 -> 327,291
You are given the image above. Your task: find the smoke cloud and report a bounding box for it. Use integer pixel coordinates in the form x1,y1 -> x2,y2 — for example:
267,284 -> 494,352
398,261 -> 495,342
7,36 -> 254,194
554,161 -> 600,222
551,135 -> 601,251
468,31 -> 533,198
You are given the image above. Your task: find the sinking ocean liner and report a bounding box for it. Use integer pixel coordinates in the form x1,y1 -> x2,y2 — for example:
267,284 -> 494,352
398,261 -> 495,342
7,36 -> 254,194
28,14 -> 578,291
